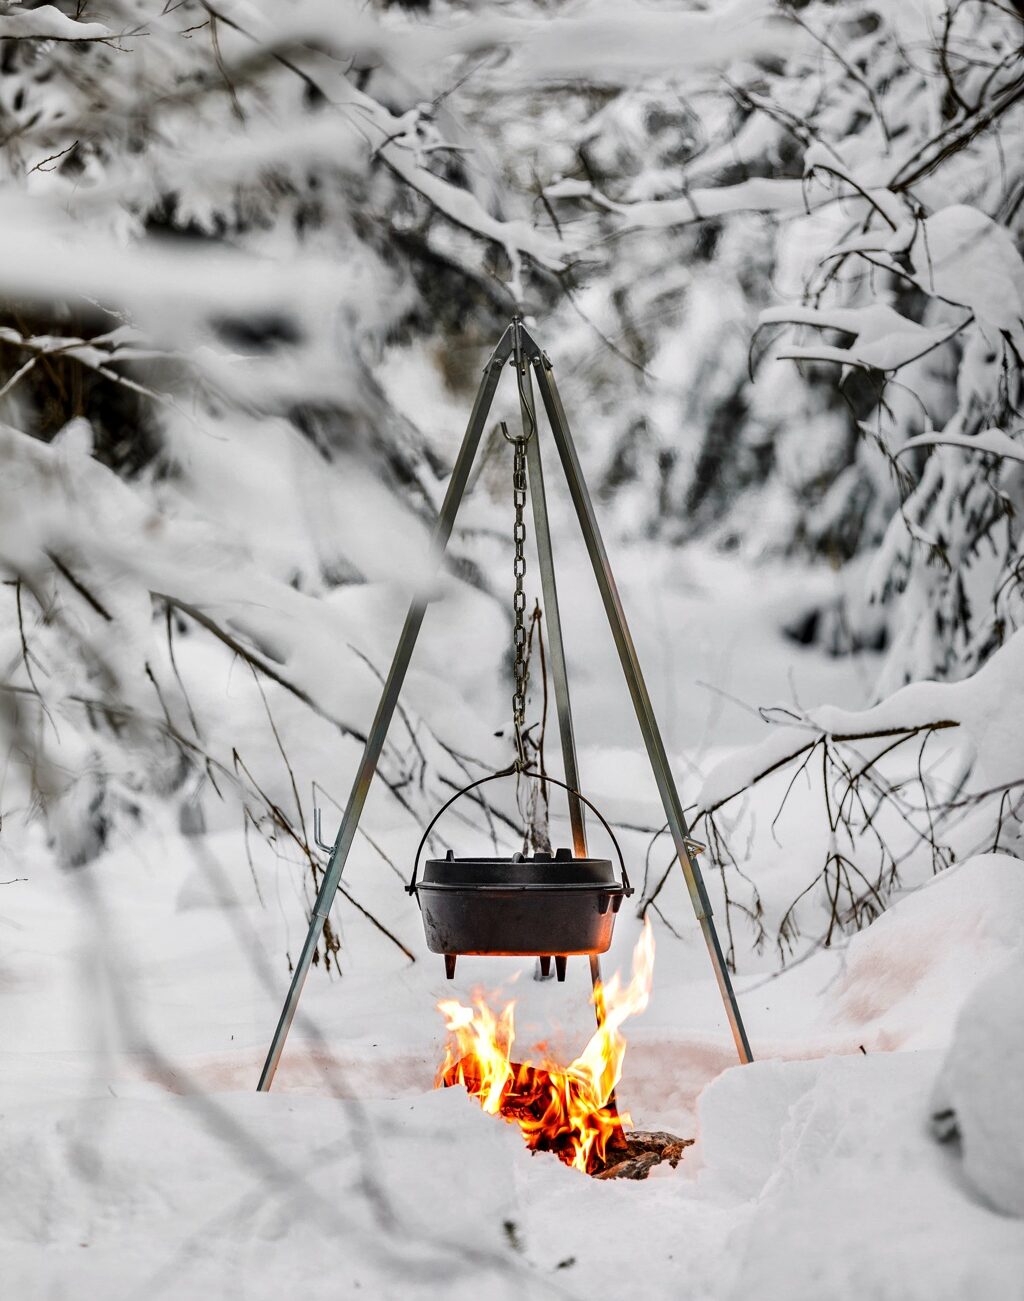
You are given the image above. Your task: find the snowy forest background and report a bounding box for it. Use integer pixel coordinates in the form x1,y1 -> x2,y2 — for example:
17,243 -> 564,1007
2,2 -> 1023,1297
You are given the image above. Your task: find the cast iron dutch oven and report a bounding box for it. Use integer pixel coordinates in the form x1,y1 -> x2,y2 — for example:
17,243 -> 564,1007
407,769 -> 632,972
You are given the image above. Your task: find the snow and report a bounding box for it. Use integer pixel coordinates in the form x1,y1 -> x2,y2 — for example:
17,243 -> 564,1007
905,205 -> 1024,340
3,1 -> 1023,1294
931,960 -> 1024,1218
208,0 -> 795,89
3,1089 -> 536,1299
0,5 -> 111,41
899,426 -> 1024,464
697,622 -> 1024,812
828,854 -> 1024,1049
0,198 -> 359,361
761,302 -> 960,372
693,1052 -> 1023,1300
546,175 -> 812,229
447,0 -> 799,85
5,842 -> 1023,1296
3,549 -> 1023,1295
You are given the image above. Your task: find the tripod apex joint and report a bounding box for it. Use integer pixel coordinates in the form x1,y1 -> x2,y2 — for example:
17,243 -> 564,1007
255,317 -> 753,1093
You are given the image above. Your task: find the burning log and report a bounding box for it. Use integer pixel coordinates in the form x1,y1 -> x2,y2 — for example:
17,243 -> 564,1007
591,1130 -> 694,1180
436,922 -> 661,1175
443,1060 -> 692,1179
441,1057 -> 629,1169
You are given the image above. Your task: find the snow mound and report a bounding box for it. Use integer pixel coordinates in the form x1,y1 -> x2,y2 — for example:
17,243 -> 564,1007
3,1089 -> 538,1298
931,960 -> 1024,1217
828,854 -> 1024,1049
690,1051 -> 1024,1299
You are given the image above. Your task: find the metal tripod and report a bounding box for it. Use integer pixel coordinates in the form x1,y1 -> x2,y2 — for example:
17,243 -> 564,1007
257,318 -> 753,1091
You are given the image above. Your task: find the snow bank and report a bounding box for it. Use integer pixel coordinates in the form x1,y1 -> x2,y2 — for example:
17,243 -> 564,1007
5,828 -> 1024,1297
3,1089 -> 539,1299
931,960 -> 1024,1217
827,854 -> 1024,1050
690,1051 -> 1024,1299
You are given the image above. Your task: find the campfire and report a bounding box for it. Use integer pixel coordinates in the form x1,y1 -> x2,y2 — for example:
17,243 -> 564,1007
435,924 -> 689,1177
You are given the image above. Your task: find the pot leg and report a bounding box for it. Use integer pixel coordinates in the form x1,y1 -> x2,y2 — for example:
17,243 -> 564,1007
538,955 -> 551,979
555,955 -> 567,982
444,954 -> 457,980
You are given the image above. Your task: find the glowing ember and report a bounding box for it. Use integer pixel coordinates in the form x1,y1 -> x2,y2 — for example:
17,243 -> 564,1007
435,923 -> 655,1174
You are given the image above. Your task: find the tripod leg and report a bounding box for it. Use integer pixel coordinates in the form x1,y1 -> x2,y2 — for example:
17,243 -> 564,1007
519,356 -> 587,850
519,347 -> 610,1042
257,329 -> 513,1091
530,352 -> 754,1065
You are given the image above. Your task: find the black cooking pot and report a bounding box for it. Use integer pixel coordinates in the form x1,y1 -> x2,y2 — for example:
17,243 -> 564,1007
407,769 -> 632,979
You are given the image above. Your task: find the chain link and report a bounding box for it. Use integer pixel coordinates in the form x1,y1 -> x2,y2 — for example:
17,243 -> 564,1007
511,434 -> 529,760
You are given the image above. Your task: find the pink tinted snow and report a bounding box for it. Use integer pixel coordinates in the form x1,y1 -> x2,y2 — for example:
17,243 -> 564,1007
829,854 -> 1024,1049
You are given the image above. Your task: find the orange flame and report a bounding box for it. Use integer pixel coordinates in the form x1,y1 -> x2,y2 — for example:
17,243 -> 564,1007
435,923 -> 655,1174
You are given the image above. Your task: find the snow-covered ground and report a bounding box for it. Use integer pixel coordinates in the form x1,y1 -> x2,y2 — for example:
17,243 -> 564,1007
4,547 -> 1023,1299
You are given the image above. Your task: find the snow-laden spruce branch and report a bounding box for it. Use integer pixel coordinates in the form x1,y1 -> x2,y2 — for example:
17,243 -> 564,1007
0,5 -> 114,42
0,0 -> 797,297
197,0 -> 795,90
897,427 -> 1024,463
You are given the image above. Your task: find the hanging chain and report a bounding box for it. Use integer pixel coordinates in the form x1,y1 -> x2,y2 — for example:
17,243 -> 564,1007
504,324 -> 536,770
511,432 -> 529,766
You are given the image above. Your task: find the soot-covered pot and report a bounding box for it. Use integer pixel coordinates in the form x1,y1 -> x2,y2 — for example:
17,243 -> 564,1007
407,771 -> 632,979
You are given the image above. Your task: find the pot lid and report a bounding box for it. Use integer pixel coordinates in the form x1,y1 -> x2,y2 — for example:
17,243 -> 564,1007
419,848 -> 619,889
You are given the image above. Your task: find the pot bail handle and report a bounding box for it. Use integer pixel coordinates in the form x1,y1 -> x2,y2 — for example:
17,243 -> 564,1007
406,764 -> 632,897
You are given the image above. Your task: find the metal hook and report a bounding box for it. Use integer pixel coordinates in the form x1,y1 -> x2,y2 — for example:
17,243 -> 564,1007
312,806 -> 334,855
513,725 -> 527,770
511,316 -> 537,444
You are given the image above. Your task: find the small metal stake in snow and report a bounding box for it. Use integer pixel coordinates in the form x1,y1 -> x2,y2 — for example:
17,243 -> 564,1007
256,318 -> 753,1092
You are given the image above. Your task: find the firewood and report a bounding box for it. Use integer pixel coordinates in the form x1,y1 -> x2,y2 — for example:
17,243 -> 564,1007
443,1060 -> 690,1179
591,1130 -> 694,1180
